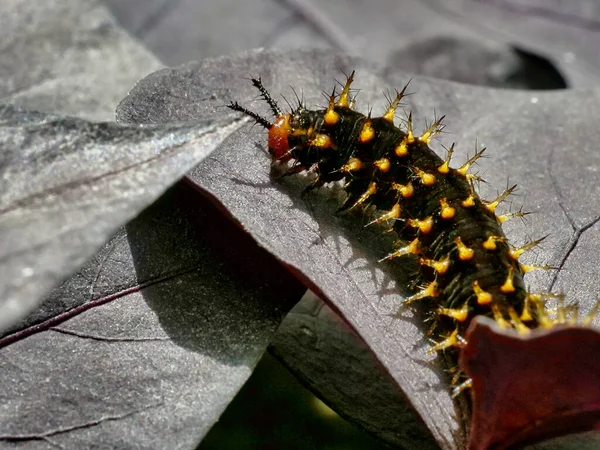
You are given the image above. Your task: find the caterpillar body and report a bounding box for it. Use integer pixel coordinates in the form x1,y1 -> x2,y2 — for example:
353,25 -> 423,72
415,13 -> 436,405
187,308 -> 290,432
228,72 -> 594,389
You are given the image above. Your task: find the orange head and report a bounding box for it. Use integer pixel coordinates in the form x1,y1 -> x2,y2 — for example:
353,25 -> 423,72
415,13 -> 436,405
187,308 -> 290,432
268,114 -> 292,160
228,77 -> 300,162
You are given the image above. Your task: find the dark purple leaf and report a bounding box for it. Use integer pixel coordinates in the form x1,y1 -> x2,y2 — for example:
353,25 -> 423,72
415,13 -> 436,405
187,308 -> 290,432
0,183 -> 304,447
461,317 -> 600,450
271,291 -> 439,450
0,104 -> 241,333
116,49 -> 600,448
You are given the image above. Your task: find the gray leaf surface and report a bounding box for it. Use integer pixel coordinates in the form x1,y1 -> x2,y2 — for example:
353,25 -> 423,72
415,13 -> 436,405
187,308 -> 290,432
0,184 -> 303,448
1,0 -> 161,121
271,291 -> 439,450
0,104 -> 241,334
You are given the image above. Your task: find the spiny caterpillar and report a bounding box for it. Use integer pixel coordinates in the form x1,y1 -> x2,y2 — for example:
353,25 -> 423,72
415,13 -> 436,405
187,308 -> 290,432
228,72 -> 597,389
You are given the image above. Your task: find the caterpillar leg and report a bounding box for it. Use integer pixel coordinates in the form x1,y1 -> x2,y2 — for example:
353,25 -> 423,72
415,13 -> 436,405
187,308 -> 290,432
452,378 -> 473,398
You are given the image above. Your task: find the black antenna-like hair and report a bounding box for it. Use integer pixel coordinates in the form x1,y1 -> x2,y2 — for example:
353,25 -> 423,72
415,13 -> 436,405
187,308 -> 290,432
227,101 -> 271,129
252,77 -> 281,116
227,77 -> 283,129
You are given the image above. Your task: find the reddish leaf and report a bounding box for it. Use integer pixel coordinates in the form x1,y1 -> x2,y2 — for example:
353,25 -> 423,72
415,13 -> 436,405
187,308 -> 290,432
461,317 -> 600,450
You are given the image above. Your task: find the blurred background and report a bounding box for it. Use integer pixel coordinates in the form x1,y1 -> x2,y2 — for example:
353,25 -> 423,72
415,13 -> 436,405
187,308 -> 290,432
199,352 -> 384,449
102,0 -> 575,89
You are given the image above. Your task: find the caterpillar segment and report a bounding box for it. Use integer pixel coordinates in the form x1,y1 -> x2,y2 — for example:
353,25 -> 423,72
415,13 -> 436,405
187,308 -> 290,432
227,73 -> 596,360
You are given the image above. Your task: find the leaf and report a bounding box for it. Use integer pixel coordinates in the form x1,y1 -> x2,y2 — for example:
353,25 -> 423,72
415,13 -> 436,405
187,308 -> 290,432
0,183 -> 304,447
461,317 -> 600,450
0,0 -> 226,333
116,48 -> 600,448
0,0 -> 161,121
271,291 -> 439,450
0,104 -> 242,333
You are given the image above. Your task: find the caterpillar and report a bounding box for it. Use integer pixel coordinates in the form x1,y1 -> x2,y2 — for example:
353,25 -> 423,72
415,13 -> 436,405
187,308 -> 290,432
228,72 -> 596,391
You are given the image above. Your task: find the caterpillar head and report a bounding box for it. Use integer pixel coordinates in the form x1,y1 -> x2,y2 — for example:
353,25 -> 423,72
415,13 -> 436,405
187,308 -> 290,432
266,113 -> 293,159
228,77 -> 306,161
